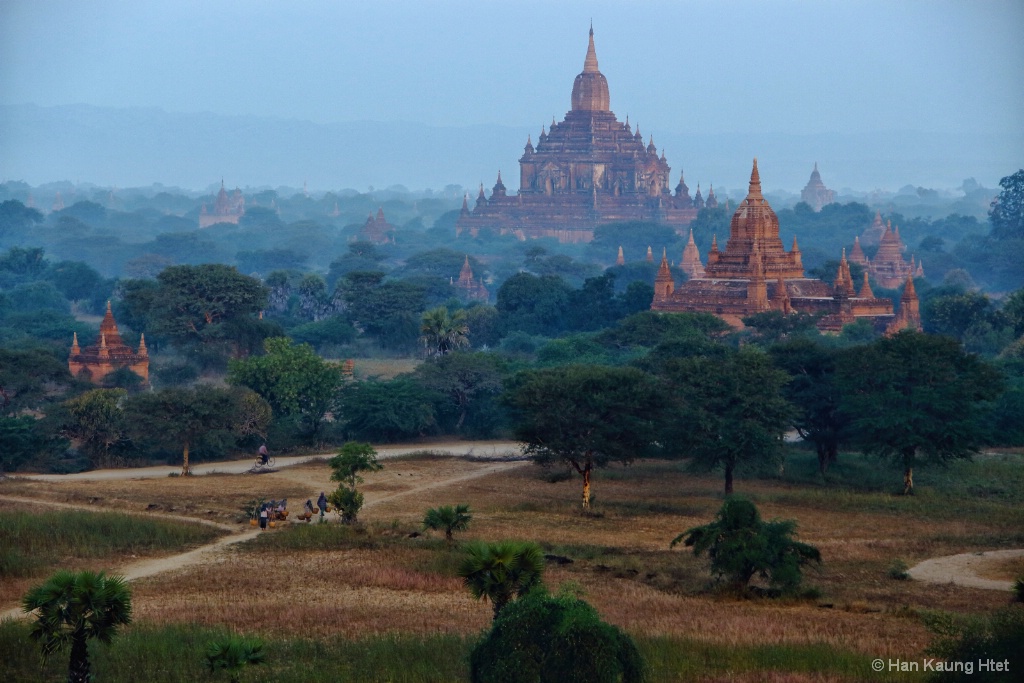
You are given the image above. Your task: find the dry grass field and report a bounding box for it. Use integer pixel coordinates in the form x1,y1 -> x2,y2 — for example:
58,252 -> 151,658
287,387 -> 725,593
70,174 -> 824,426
3,448 -> 1022,681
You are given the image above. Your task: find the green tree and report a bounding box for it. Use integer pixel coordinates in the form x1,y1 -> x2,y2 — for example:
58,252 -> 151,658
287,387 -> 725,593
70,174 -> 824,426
671,498 -> 820,594
228,337 -> 343,440
336,378 -> 437,442
149,264 -> 269,355
205,634 -> 266,683
470,588 -> 645,683
420,306 -> 470,357
496,272 -> 571,337
0,348 -> 73,416
459,540 -> 545,620
505,365 -> 664,509
22,570 -> 133,683
328,441 -> 382,524
423,503 -> 472,542
0,415 -> 65,473
412,352 -> 503,431
61,389 -> 127,467
124,386 -> 240,475
769,339 -> 849,475
989,169 -> 1024,240
659,348 -> 792,494
837,331 -> 1004,494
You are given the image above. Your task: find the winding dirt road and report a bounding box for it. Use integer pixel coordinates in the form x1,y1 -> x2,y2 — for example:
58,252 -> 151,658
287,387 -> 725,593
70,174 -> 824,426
908,548 -> 1024,591
1,443 -> 526,623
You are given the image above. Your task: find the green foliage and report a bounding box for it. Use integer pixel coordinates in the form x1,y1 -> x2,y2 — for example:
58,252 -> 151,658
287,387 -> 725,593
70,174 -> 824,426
423,504 -> 472,542
671,498 -> 821,594
337,378 -> 437,442
459,540 -> 545,619
1014,577 -> 1024,603
328,487 -> 365,525
420,305 -> 470,357
0,347 -> 73,416
595,311 -> 729,351
505,364 -> 665,507
496,272 -> 572,337
0,415 -> 66,473
658,348 -> 792,494
924,606 -> 1024,681
61,388 -> 128,467
22,570 -> 133,683
837,331 -> 1004,492
470,589 -> 645,683
205,634 -> 265,682
411,351 -> 505,433
228,336 -> 343,440
328,442 -> 381,524
988,169 -> 1024,240
887,559 -> 910,580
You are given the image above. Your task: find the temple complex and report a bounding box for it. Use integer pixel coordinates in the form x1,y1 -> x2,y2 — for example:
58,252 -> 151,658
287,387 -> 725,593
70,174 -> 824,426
452,256 -> 489,302
199,180 -> 245,228
68,302 -> 149,385
651,160 -> 920,334
360,208 -> 396,244
850,220 -> 923,288
861,211 -> 887,246
800,163 -> 835,211
456,28 -> 699,243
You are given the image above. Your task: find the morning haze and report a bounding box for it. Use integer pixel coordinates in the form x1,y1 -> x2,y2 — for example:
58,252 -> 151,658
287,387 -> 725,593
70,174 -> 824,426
1,0 -> 1022,191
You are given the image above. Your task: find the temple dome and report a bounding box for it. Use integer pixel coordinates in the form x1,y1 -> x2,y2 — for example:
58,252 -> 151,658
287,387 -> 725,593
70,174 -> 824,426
571,28 -> 610,112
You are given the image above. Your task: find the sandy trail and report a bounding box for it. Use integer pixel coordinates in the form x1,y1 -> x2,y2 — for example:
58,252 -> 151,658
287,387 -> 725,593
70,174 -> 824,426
1,447 -> 525,623
908,548 -> 1024,591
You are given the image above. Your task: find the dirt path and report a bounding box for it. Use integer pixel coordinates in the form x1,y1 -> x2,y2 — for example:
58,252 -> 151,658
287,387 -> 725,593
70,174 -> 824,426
908,548 -> 1024,591
1,449 -> 526,623
15,441 -> 523,481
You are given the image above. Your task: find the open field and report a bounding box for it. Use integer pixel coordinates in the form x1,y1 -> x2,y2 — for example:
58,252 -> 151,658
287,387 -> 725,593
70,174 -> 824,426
2,447 -> 1022,681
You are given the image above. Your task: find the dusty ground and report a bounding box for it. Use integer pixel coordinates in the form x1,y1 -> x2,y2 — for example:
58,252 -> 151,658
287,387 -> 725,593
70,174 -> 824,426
3,448 -> 1020,663
908,549 -> 1024,590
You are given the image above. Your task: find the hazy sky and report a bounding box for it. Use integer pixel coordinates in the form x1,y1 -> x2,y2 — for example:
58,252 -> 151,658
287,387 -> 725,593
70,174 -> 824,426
2,0 -> 1022,189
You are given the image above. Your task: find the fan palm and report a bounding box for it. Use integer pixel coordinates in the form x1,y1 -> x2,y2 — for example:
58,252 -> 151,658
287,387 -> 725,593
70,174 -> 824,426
420,306 -> 469,357
423,503 -> 472,542
205,634 -> 266,683
459,540 -> 545,619
22,570 -> 133,683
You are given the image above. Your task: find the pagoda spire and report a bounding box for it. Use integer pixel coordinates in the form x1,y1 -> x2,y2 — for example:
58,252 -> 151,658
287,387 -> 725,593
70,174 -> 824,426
583,24 -> 599,73
71,332 -> 80,355
138,333 -> 148,356
646,245 -> 654,262
859,272 -> 874,298
748,158 -> 763,197
616,246 -> 624,266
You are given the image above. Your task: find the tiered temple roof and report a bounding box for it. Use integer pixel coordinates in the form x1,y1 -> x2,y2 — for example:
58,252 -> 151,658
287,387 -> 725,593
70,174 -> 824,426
680,229 -> 705,279
455,28 -> 700,243
452,256 -> 489,302
651,160 -> 920,334
199,180 -> 245,228
800,162 -> 835,211
360,208 -> 396,244
68,302 -> 149,385
861,211 -> 887,247
867,220 -> 917,288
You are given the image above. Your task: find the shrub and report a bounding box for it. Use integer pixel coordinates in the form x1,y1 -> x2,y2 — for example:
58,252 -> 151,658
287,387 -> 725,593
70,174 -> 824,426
671,497 -> 821,594
205,634 -> 265,683
888,559 -> 910,580
924,606 -> 1024,681
423,504 -> 472,542
470,588 -> 645,683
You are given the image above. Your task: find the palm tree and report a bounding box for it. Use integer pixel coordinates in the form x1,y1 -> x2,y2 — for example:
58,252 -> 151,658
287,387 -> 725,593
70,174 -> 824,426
205,634 -> 266,683
420,306 -> 469,357
459,540 -> 545,619
22,570 -> 133,683
423,503 -> 473,542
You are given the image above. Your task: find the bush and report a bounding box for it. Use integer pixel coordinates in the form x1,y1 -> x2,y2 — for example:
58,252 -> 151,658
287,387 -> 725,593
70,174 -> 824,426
924,606 -> 1024,681
888,559 -> 910,581
671,498 -> 821,594
470,588 -> 645,683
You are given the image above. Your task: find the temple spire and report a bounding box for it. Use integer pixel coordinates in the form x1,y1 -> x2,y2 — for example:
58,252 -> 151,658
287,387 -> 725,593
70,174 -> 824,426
584,24 -> 599,73
748,158 -> 762,197
616,246 -> 624,266
859,272 -> 874,298
71,332 -> 80,355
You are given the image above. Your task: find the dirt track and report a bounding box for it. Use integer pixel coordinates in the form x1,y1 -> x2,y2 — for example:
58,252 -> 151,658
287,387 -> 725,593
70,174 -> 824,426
908,548 -> 1024,591
1,443 -> 525,623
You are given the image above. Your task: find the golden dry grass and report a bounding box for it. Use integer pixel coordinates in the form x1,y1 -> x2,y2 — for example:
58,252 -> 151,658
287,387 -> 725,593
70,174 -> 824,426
4,453 -> 1018,664
976,556 -> 1024,581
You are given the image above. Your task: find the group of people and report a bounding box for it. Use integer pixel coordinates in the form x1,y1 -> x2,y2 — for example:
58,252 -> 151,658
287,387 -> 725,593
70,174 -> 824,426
256,499 -> 287,530
300,492 -> 329,522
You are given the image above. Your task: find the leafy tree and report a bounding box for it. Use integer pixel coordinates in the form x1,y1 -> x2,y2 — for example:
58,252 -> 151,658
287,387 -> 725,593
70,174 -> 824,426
671,498 -> 820,594
0,200 -> 44,240
423,503 -> 472,543
470,588 -> 645,683
124,386 -> 240,475
205,634 -> 266,683
0,245 -> 47,282
595,310 -> 729,350
45,261 -> 105,304
289,316 -> 358,351
149,264 -> 268,355
328,441 -> 382,524
227,337 -> 344,441
412,352 -> 504,432
505,365 -> 665,508
420,306 -> 470,357
659,348 -> 792,494
22,570 -> 133,683
496,272 -> 571,337
463,304 -> 501,348
837,331 -> 1004,493
769,339 -> 849,474
924,607 -> 1024,682
0,348 -> 74,416
989,169 -> 1024,240
60,389 -> 127,467
0,415 -> 65,473
336,378 -> 436,442
459,540 -> 545,619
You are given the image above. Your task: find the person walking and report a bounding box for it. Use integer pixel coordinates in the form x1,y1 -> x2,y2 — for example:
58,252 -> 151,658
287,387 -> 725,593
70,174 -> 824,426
259,504 -> 269,531
317,491 -> 328,521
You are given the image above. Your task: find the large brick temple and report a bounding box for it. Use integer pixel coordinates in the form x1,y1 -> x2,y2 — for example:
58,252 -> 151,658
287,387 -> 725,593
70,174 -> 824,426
456,28 -> 698,243
651,160 -> 921,334
68,302 -> 149,385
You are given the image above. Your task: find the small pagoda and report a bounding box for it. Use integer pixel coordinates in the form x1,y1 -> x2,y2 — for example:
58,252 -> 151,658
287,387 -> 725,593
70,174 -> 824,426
452,256 -> 489,302
360,208 -> 396,244
68,302 -> 149,385
199,180 -> 245,228
800,162 -> 835,211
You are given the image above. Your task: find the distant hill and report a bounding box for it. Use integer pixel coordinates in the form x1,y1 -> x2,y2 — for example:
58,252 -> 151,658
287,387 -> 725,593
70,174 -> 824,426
1,104 -> 1018,193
